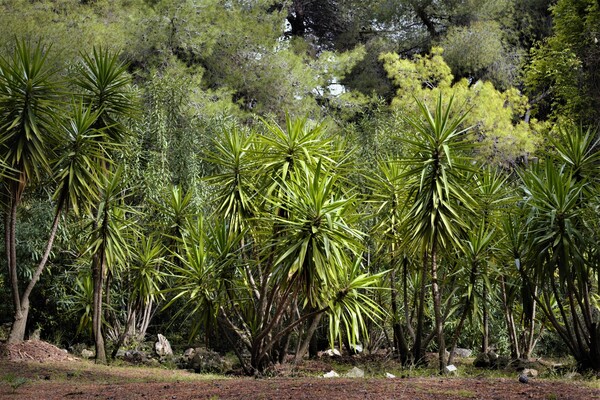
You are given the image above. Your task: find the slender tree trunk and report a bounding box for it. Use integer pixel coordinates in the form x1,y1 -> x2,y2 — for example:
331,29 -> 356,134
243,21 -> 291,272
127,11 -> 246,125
482,282 -> 489,354
9,208 -> 62,343
92,251 -> 107,364
7,196 -> 24,343
413,251 -> 428,364
403,257 -> 415,342
431,241 -> 446,374
139,300 -> 153,340
500,275 -> 520,359
390,269 -> 409,364
447,260 -> 477,366
525,286 -> 538,358
111,302 -> 137,359
295,313 -> 322,363
8,301 -> 28,343
4,210 -> 12,297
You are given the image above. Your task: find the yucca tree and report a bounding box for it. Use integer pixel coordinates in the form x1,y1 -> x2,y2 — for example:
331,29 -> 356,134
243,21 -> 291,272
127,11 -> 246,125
75,47 -> 136,145
468,167 -> 512,355
367,159 -> 414,364
0,40 -> 63,342
151,185 -> 196,265
74,47 -> 137,364
9,103 -> 107,342
188,119 -> 384,374
399,94 -> 473,373
551,123 -> 600,183
446,225 -> 495,365
499,209 -> 545,360
111,234 -> 165,358
85,167 -> 132,364
204,127 -> 258,233
520,158 -> 600,370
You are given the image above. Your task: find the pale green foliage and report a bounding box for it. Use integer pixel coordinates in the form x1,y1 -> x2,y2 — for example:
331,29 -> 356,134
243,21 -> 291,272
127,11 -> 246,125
381,48 -> 539,166
440,21 -> 521,89
3,372 -> 28,393
441,21 -> 505,76
71,272 -> 94,337
0,0 -> 149,66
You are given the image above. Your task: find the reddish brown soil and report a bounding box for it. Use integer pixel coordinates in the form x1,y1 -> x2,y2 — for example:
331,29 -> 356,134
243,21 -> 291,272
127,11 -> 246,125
0,341 -> 598,400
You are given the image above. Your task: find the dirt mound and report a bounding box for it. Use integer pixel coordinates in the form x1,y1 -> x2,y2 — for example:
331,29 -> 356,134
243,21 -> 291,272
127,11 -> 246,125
0,340 -> 78,362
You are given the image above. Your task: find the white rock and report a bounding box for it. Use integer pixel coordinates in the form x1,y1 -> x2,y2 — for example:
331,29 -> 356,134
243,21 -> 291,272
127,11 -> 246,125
81,349 -> 94,359
351,344 -> 363,353
155,333 -> 173,357
345,366 -> 365,378
452,348 -> 472,358
183,347 -> 195,360
446,364 -> 458,372
385,372 -> 396,378
522,368 -> 538,378
323,348 -> 341,357
323,370 -> 339,378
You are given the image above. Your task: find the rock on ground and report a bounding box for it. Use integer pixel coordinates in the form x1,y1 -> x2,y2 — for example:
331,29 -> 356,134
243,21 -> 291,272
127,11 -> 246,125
185,348 -> 231,374
344,367 -> 365,378
155,334 -> 173,357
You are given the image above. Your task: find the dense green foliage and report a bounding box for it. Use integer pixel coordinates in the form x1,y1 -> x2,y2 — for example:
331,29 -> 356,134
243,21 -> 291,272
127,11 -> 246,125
1,0 -> 599,374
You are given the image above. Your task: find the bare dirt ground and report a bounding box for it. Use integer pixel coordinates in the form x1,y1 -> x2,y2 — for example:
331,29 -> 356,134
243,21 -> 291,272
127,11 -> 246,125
1,340 -> 598,400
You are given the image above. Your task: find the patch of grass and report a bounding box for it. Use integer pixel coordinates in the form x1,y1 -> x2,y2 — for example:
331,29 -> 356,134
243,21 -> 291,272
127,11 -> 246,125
580,379 -> 600,390
3,373 -> 29,393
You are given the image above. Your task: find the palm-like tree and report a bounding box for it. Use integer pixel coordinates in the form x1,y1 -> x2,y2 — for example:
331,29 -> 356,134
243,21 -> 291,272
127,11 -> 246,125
181,118 -> 384,374
399,94 -> 473,373
0,40 -> 62,342
468,167 -> 511,355
111,234 -> 165,358
204,127 -> 258,233
10,103 -> 106,341
520,158 -> 600,370
367,159 -> 414,364
85,167 -> 132,364
74,47 -> 137,363
551,124 -> 600,182
75,47 -> 136,144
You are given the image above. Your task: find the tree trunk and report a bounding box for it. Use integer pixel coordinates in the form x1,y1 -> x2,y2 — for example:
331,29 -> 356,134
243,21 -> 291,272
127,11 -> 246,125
92,252 -> 107,364
431,241 -> 446,374
8,301 -> 28,343
295,313 -> 323,363
500,275 -> 520,359
413,252 -> 428,364
111,303 -> 136,359
524,286 -> 538,358
6,193 -> 25,343
390,269 -> 409,364
139,300 -> 154,340
403,257 -> 415,342
447,260 -> 477,366
4,210 -> 13,304
482,281 -> 489,354
9,208 -> 62,343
